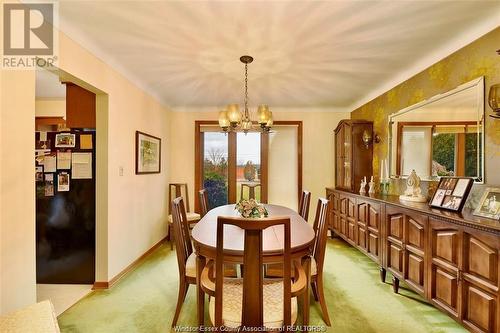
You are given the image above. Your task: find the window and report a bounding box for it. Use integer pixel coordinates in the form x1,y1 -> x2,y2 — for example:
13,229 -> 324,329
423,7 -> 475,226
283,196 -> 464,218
202,132 -> 228,208
397,122 -> 479,178
195,121 -> 302,212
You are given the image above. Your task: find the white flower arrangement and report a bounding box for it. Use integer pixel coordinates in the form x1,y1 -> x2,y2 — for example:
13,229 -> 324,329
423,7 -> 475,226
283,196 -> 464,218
235,199 -> 268,218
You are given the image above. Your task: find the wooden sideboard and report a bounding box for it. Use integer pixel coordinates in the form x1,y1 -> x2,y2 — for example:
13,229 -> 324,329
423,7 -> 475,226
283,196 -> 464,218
326,188 -> 500,333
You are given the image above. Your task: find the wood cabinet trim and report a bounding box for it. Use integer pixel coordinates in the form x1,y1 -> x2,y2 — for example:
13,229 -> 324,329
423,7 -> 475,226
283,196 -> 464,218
327,188 -> 500,235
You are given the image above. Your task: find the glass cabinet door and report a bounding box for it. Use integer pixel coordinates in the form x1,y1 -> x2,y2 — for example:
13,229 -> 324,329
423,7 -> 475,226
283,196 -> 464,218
343,124 -> 352,189
336,126 -> 344,188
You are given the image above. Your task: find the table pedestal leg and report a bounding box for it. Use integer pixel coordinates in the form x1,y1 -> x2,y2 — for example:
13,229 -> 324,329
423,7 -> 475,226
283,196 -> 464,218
196,255 -> 206,327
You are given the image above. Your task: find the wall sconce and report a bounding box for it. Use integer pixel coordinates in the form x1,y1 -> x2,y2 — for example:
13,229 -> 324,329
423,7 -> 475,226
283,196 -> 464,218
362,130 -> 380,148
489,84 -> 500,119
490,49 -> 500,119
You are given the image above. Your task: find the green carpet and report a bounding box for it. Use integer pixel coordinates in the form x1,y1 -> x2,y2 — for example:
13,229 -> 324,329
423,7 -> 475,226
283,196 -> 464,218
58,238 -> 467,333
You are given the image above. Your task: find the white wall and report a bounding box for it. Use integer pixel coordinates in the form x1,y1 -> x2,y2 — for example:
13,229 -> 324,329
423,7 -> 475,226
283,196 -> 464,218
0,70 -> 37,314
168,107 -> 349,215
57,33 -> 172,281
35,99 -> 66,118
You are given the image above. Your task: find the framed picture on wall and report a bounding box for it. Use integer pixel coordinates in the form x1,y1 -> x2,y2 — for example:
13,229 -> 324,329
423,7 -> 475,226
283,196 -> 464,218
473,187 -> 500,220
429,177 -> 473,212
55,133 -> 76,148
135,131 -> 161,174
35,166 -> 44,182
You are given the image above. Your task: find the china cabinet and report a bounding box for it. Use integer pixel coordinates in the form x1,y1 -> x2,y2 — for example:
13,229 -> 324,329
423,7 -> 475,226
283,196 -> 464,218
334,120 -> 373,192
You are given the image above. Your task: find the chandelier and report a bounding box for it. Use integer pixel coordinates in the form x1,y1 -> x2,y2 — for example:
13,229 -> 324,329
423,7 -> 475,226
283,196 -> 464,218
218,55 -> 273,134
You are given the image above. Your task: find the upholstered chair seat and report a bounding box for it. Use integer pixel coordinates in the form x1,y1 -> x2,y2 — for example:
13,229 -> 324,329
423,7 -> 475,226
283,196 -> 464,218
185,253 -> 197,278
310,256 -> 318,276
208,278 -> 298,329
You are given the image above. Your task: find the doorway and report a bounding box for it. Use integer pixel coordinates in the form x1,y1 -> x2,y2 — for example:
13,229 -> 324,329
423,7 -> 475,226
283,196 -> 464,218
35,67 -> 97,314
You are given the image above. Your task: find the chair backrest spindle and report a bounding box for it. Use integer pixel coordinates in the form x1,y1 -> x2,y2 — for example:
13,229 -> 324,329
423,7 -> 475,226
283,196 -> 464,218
199,189 -> 209,217
171,197 -> 193,276
312,198 -> 329,274
298,190 -> 311,221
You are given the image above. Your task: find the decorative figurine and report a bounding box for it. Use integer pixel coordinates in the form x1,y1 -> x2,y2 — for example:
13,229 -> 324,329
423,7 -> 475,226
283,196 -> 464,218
359,176 -> 367,194
399,169 -> 427,203
368,176 -> 376,194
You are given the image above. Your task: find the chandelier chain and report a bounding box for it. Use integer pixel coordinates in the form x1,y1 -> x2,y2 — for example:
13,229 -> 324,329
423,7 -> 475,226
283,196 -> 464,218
218,55 -> 272,133
244,63 -> 249,120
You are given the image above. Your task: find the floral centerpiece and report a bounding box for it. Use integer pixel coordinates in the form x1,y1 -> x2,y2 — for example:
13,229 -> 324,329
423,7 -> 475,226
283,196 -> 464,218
235,199 -> 268,218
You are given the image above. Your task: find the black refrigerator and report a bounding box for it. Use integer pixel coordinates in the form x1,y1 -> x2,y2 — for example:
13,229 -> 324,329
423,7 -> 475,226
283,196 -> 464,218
35,130 -> 96,284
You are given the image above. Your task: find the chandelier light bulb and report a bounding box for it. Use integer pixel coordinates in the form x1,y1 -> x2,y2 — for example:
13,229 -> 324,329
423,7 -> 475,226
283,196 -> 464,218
227,104 -> 242,125
257,104 -> 270,125
218,109 -> 230,131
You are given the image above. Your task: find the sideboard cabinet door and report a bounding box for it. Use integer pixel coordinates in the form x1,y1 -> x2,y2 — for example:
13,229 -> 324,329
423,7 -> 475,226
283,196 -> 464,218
461,232 -> 499,333
385,205 -> 428,296
429,218 -> 462,319
345,195 -> 357,246
357,199 -> 381,263
327,189 -> 341,236
356,201 -> 368,253
403,211 -> 427,295
386,207 -> 405,280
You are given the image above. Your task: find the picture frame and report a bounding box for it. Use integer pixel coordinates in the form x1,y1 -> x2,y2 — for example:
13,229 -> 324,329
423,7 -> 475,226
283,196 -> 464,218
135,131 -> 161,174
57,172 -> 70,192
473,187 -> 500,220
429,177 -> 473,212
55,133 -> 76,148
35,166 -> 44,182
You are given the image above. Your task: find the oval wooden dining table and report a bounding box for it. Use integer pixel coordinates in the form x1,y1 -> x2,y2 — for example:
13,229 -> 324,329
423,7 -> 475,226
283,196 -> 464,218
191,204 -> 316,326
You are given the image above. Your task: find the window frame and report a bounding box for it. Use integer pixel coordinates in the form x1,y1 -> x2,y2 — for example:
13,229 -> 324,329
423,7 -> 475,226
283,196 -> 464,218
194,120 -> 302,213
396,121 -> 478,177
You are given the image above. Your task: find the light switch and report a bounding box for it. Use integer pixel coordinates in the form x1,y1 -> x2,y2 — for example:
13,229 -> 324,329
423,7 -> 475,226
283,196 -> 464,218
119,166 -> 124,176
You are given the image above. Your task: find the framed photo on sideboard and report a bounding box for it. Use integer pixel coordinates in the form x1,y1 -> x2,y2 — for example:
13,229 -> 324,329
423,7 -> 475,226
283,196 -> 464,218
429,177 -> 473,212
473,187 -> 500,220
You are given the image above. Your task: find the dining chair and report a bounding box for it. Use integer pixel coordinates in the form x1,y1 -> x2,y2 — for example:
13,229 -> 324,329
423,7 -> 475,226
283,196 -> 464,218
171,197 -> 197,327
240,183 -> 261,201
198,189 -> 239,277
265,190 -> 310,278
199,189 -> 209,217
167,183 -> 201,249
200,216 -> 307,330
310,198 -> 331,326
298,190 -> 311,222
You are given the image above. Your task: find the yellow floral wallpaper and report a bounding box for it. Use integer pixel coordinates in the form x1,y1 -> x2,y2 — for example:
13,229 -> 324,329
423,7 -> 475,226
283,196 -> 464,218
351,27 -> 500,185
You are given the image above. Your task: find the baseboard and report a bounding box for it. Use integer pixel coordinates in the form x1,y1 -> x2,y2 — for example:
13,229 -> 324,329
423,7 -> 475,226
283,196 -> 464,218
92,235 -> 168,290
92,281 -> 109,290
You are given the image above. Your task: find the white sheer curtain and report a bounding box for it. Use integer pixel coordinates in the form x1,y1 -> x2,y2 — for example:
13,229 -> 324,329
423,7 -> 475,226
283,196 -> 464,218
401,126 -> 432,176
268,126 -> 298,210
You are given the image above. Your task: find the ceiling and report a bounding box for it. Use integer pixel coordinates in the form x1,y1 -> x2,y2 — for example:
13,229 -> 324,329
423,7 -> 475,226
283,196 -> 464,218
55,1 -> 500,111
36,68 -> 66,99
